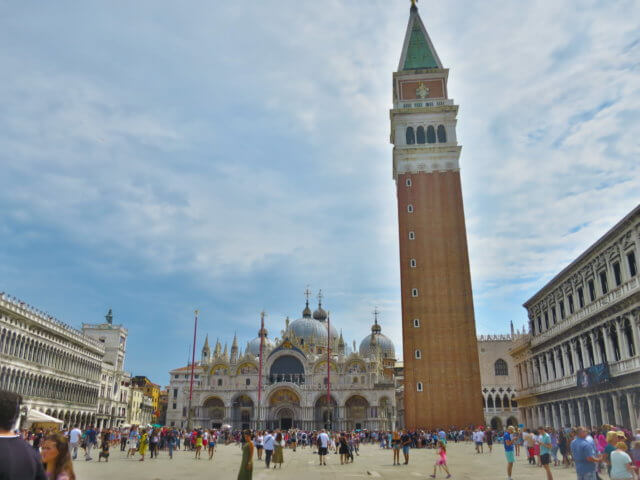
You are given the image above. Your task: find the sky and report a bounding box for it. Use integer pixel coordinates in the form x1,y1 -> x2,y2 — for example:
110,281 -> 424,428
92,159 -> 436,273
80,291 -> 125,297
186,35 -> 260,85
1,0 -> 639,386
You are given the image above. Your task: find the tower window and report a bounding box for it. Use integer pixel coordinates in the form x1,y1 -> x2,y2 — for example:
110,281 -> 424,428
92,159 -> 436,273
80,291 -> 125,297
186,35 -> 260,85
413,318 -> 420,327
405,178 -> 412,187
410,259 -> 417,268
406,126 -> 415,145
246,378 -> 250,386
437,125 -> 447,143
416,382 -> 423,392
628,251 -> 637,277
411,288 -> 419,297
415,349 -> 421,359
416,126 -> 425,144
426,125 -> 436,143
408,231 -> 415,240
407,204 -> 413,213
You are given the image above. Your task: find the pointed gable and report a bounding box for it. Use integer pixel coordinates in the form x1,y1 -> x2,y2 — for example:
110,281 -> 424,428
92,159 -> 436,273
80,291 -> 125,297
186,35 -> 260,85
398,6 -> 443,71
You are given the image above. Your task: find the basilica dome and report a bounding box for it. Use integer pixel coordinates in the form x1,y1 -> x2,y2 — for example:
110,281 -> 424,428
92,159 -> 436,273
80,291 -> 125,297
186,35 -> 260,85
245,327 -> 273,357
287,301 -> 338,344
359,320 -> 395,358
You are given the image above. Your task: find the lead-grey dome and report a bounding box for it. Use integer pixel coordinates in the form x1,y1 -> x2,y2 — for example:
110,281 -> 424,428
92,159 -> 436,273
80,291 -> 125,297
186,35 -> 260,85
359,320 -> 395,358
246,335 -> 273,357
288,317 -> 338,344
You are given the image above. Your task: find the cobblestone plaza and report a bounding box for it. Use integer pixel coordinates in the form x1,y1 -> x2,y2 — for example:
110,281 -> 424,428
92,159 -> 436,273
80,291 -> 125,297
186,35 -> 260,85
73,443 -> 581,480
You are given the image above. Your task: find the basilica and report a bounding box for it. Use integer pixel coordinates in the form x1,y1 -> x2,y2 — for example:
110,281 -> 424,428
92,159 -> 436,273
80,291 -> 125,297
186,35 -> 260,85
166,292 -> 397,431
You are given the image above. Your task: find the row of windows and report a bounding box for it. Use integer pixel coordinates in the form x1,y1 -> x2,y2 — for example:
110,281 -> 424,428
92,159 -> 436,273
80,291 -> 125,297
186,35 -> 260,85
406,125 -> 447,145
534,251 -> 637,335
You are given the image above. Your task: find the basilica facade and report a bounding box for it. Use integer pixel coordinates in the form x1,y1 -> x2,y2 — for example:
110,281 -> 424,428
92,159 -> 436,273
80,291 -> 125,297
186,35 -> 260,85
166,294 -> 397,431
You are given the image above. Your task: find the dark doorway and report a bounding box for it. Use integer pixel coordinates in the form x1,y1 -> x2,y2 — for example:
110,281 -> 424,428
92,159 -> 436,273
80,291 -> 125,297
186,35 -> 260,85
280,418 -> 292,430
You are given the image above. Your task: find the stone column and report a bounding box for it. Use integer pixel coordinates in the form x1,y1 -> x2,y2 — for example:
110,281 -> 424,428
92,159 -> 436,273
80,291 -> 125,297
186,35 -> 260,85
546,352 -> 555,380
602,324 -> 614,363
628,314 -> 640,357
590,331 -> 602,364
625,391 -> 638,430
552,403 -> 560,428
577,401 -> 586,426
587,396 -> 596,428
553,348 -> 563,378
579,336 -> 590,367
570,339 -> 580,372
528,360 -> 535,385
562,344 -> 571,375
559,402 -> 566,428
611,393 -> 622,426
614,318 -> 625,360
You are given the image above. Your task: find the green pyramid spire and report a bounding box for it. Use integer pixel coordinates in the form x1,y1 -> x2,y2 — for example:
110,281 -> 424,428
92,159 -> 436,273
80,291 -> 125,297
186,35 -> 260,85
399,5 -> 442,71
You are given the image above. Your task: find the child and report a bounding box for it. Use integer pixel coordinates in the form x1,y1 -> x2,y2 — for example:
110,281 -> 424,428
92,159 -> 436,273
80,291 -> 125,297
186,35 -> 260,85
98,432 -> 110,462
430,440 -> 451,478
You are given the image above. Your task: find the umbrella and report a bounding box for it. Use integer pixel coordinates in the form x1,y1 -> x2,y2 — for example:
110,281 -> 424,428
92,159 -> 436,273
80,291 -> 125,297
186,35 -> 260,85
151,424 -> 162,428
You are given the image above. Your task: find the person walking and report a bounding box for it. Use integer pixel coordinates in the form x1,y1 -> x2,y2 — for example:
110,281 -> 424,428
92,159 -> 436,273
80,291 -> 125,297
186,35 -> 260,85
41,433 -> 76,480
429,440 -> 451,479
401,429 -> 411,465
486,428 -> 493,453
83,426 -> 96,461
609,441 -> 634,480
339,433 -> 349,465
138,430 -> 149,462
68,425 -> 81,461
208,430 -> 216,460
272,432 -> 284,469
570,426 -> 602,480
237,430 -> 254,480
504,426 -> 516,480
167,428 -> 176,459
263,430 -> 275,468
194,431 -> 203,459
539,426 -> 554,480
255,431 -> 264,460
317,429 -> 330,466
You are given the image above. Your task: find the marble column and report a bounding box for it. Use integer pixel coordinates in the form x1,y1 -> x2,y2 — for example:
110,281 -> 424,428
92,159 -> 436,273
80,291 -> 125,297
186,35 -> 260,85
554,348 -> 563,378
580,336 -> 590,367
590,331 -> 602,364
628,314 -> 640,357
602,324 -> 614,363
559,402 -> 566,428
570,340 -> 580,372
625,391 -> 638,430
577,400 -> 586,426
612,393 -> 622,426
587,396 -> 596,428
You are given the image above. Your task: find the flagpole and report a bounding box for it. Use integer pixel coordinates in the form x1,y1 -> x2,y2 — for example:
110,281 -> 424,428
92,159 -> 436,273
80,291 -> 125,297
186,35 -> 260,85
187,309 -> 198,430
327,311 -> 331,431
257,311 -> 265,430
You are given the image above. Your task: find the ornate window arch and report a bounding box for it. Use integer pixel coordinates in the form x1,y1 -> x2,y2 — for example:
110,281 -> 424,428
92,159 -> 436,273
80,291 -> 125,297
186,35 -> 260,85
426,126 -> 436,143
437,124 -> 447,143
406,127 -> 415,145
416,126 -> 425,144
494,358 -> 508,376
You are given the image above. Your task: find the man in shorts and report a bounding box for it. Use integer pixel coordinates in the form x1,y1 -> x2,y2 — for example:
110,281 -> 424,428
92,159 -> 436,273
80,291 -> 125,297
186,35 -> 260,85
473,428 -> 484,453
538,426 -> 553,480
401,429 -> 411,465
317,429 -> 329,465
504,425 -> 516,480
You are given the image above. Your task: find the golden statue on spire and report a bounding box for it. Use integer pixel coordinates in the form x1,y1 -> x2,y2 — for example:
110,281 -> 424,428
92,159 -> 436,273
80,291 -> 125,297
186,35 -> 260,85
411,0 -> 417,6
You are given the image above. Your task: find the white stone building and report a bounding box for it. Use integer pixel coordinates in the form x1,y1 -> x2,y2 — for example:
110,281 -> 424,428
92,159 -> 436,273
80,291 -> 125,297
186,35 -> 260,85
478,327 -> 523,430
82,310 -> 130,429
0,293 -> 102,428
167,294 -> 397,431
512,204 -> 640,430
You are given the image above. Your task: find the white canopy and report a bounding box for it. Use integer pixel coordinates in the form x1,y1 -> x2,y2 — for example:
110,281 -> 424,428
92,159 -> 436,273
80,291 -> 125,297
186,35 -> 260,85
26,409 -> 63,424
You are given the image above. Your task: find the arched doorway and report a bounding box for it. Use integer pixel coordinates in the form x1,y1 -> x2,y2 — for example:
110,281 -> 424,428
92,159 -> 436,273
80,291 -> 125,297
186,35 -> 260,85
506,416 -> 518,427
268,388 -> 300,430
315,395 -> 337,430
203,397 -> 225,429
490,416 -> 503,430
345,395 -> 369,430
232,395 -> 254,430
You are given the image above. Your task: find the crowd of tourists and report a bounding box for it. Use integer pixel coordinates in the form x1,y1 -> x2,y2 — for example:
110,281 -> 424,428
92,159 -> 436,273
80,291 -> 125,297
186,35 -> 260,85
2,389 -> 640,480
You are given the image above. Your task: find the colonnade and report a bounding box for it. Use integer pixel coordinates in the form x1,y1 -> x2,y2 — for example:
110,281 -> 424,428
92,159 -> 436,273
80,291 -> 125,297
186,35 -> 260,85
517,313 -> 639,389
521,388 -> 640,430
0,366 -> 98,405
0,326 -> 101,380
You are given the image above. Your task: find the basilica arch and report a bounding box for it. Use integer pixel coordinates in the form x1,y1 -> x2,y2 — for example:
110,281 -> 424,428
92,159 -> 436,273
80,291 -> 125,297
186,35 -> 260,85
314,394 -> 338,430
267,387 -> 301,430
345,395 -> 369,430
231,394 -> 254,430
202,396 -> 226,429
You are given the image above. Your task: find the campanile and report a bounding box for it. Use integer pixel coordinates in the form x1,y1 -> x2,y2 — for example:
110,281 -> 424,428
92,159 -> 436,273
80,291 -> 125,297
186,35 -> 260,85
391,2 -> 483,428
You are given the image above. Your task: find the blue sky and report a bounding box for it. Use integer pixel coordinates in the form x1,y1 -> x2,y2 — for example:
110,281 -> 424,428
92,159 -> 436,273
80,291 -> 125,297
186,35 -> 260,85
1,0 -> 639,385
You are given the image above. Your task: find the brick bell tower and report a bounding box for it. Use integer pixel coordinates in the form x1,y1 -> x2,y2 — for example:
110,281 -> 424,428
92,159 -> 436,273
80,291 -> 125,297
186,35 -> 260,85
391,1 -> 483,429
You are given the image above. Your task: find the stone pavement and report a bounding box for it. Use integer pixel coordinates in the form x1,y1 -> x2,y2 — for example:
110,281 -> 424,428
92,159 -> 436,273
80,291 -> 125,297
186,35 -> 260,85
74,442 -> 580,480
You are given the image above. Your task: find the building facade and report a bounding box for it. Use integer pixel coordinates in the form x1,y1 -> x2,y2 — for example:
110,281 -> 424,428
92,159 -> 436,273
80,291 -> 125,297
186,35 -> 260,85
391,2 -> 483,428
478,328 -> 523,430
0,293 -> 102,429
131,376 -> 160,422
82,311 -> 130,429
167,294 -> 397,431
512,205 -> 640,430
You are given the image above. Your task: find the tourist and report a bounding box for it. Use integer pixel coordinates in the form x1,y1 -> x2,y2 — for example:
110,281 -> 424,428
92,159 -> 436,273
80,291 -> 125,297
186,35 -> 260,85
392,430 -> 401,465
272,432 -> 284,468
208,429 -> 216,460
401,429 -> 411,465
263,430 -> 275,468
339,432 -> 349,465
237,429 -> 254,480
503,425 -> 516,480
604,431 -> 620,477
538,426 -> 554,480
150,428 -> 159,458
473,428 -> 484,454
524,429 -> 536,464
0,390 -> 46,480
486,428 -> 493,453
317,429 -> 329,466
41,433 -> 76,480
167,428 -> 176,459
126,427 -> 139,458
515,428 -> 522,457
68,425 -> 81,461
550,428 -> 559,467
610,441 -> 634,480
98,430 -> 109,462
429,440 -> 451,479
138,430 -> 148,461
120,427 -> 128,452
83,425 -> 96,461
194,430 -> 203,459
571,426 -> 601,480
255,431 -> 263,460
